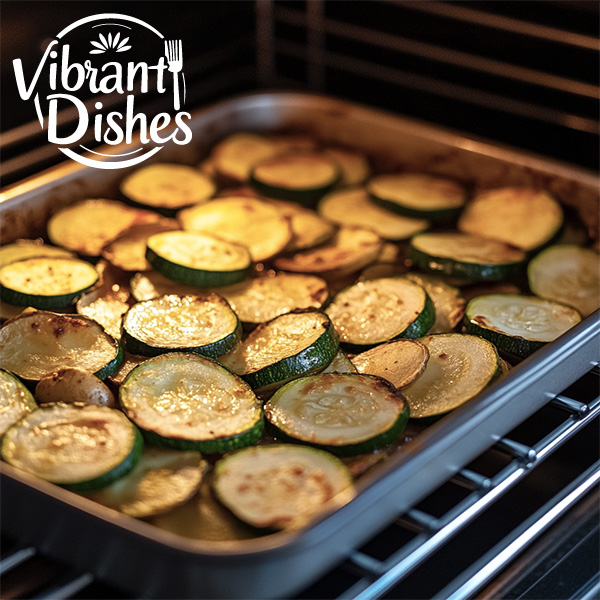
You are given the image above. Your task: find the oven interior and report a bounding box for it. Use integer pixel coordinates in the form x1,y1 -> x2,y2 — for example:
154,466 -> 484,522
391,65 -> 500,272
0,2 -> 599,599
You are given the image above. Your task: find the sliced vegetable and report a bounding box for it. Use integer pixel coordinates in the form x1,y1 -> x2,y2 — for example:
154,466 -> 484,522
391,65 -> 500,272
120,163 -> 215,215
179,196 -> 291,262
101,221 -> 179,272
409,232 -> 526,281
528,245 -> 600,317
267,199 -> 336,252
322,350 -> 357,374
120,353 -> 263,453
274,226 -> 382,279
265,373 -> 410,456
0,240 -> 74,268
250,153 -> 340,206
351,339 -> 429,388
0,369 -> 37,436
212,444 -> 354,529
130,270 -> 201,302
35,367 -> 116,408
458,187 -> 563,251
216,273 -> 329,325
220,310 -> 339,392
0,310 -> 122,383
84,447 -> 206,518
402,272 -> 466,333
464,294 -> 582,358
122,293 -> 241,358
318,187 -> 429,241
402,334 -> 501,418
0,256 -> 98,309
146,231 -> 251,287
1,403 -> 143,491
47,199 -> 159,257
323,147 -> 370,186
368,173 -> 467,222
325,277 -> 435,348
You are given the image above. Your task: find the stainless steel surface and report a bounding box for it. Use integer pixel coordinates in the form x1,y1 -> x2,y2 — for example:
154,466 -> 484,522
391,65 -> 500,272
1,92 -> 599,599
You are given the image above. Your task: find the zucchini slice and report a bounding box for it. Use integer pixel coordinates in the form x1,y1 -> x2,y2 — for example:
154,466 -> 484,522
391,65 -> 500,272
101,221 -> 179,272
1,403 -> 143,491
250,153 -> 340,206
212,444 -> 354,530
219,310 -> 339,392
179,196 -> 292,262
146,231 -> 251,287
368,173 -> 467,222
47,199 -> 160,257
318,187 -> 429,241
130,270 -> 202,302
402,272 -> 466,333
325,277 -> 435,348
120,353 -> 263,453
267,199 -> 336,252
464,294 -> 582,358
122,293 -> 241,358
274,226 -> 383,279
322,350 -> 357,374
458,187 -> 563,252
351,339 -> 429,389
402,334 -> 501,419
216,273 -> 329,325
84,447 -> 206,518
527,245 -> 600,317
120,163 -> 216,216
323,147 -> 371,186
0,369 -> 37,436
0,257 -> 98,309
211,132 -> 282,182
265,373 -> 410,456
0,240 -> 74,268
0,310 -> 122,383
409,232 -> 526,281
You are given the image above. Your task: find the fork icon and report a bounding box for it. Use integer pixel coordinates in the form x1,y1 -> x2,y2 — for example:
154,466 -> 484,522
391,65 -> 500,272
165,40 -> 183,110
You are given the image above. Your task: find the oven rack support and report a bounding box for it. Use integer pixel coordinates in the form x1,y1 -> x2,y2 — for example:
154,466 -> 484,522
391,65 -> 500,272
0,368 -> 598,600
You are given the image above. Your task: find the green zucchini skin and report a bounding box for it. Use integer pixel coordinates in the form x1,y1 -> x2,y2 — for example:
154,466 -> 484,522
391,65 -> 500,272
94,342 -> 124,381
249,176 -> 339,208
408,245 -> 524,282
371,196 -> 462,223
146,247 -> 250,288
0,286 -> 94,311
62,426 -> 145,492
140,419 -> 265,454
268,401 -> 410,457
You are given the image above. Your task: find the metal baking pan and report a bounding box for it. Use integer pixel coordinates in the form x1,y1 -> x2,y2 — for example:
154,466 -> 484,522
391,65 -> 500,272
1,92 -> 599,599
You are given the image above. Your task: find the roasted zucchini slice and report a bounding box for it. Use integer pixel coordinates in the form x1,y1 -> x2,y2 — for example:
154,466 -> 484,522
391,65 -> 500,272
146,231 -> 251,287
323,147 -> 371,186
121,293 -> 241,358
0,310 -> 122,383
220,310 -> 339,392
212,444 -> 354,530
458,187 -> 563,252
325,277 -> 435,349
0,256 -> 98,309
464,294 -> 582,358
179,196 -> 292,262
402,334 -> 501,419
409,232 -> 526,281
0,369 -> 37,436
318,187 -> 429,241
120,353 -> 263,453
1,403 -> 143,491
265,373 -> 410,456
368,173 -> 467,222
120,163 -> 216,216
0,240 -> 74,268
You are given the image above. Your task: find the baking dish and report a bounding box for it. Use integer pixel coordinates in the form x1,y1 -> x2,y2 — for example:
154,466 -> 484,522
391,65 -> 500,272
1,92 -> 598,599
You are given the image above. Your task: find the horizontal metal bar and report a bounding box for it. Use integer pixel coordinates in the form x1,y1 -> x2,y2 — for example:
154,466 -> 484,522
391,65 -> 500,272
0,546 -> 36,576
451,469 -> 492,492
493,438 -> 537,464
347,551 -> 386,578
400,509 -> 440,532
393,0 -> 599,50
275,6 -> 599,99
550,394 -> 590,416
275,40 -> 598,135
439,461 -> 600,600
32,570 -> 94,600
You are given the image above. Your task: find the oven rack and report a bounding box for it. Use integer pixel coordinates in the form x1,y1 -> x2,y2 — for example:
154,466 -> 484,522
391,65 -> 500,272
1,365 -> 598,600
